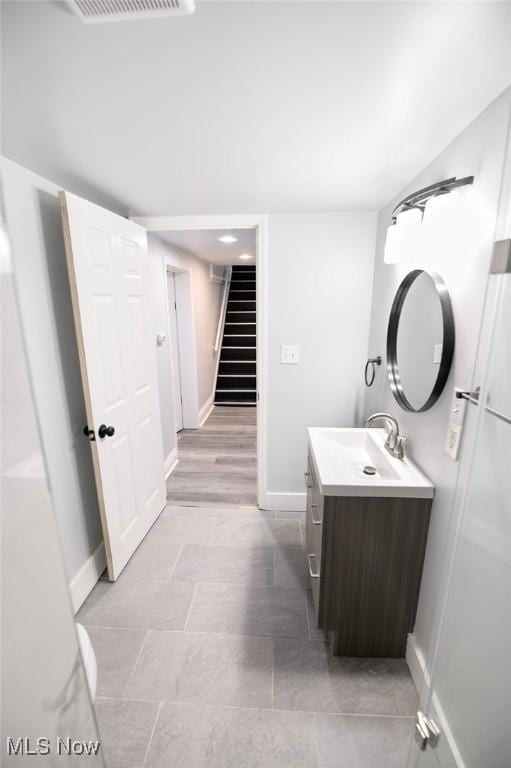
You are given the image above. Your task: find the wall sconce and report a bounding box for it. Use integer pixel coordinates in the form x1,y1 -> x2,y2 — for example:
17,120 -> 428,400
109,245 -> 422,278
384,208 -> 422,264
384,218 -> 400,264
384,175 -> 474,265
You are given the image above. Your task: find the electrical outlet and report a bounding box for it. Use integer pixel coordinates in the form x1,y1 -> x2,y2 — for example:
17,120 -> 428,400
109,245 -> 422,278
444,387 -> 467,460
445,424 -> 462,460
280,345 -> 300,364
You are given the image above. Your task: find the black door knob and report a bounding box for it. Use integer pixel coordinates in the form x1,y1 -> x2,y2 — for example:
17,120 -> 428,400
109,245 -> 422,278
98,424 -> 115,439
83,425 -> 96,441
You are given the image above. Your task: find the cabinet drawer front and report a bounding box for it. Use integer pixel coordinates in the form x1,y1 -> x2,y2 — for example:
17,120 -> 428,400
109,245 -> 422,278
305,465 -> 314,552
305,454 -> 324,622
305,462 -> 323,552
307,515 -> 323,618
308,554 -> 322,620
309,516 -> 323,573
306,499 -> 323,553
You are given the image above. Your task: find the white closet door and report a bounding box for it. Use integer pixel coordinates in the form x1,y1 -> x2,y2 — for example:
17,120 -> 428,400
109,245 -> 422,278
59,191 -> 165,580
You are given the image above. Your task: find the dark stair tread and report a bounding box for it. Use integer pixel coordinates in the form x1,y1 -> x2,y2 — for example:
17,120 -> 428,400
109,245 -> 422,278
222,338 -> 256,347
219,363 -> 256,374
217,376 -> 256,389
227,301 -> 256,310
227,313 -> 256,319
220,348 -> 256,361
215,393 -> 257,404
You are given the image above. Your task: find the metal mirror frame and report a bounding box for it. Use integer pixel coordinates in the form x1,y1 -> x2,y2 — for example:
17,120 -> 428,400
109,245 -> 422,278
386,269 -> 455,412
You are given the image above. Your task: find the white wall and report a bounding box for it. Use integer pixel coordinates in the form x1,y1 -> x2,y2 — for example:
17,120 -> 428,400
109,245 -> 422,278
2,230 -> 100,752
4,0 -> 511,217
147,236 -> 223,451
148,239 -> 177,466
1,159 -> 105,609
192,260 -> 224,411
263,212 -> 377,510
364,88 -> 511,668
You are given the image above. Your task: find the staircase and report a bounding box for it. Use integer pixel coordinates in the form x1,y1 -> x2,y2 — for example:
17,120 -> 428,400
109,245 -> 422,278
215,264 -> 256,406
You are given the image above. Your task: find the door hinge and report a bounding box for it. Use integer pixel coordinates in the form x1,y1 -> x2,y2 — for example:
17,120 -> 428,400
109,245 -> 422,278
415,711 -> 440,751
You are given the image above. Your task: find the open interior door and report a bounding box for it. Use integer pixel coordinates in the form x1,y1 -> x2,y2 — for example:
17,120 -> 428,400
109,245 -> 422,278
59,191 -> 165,580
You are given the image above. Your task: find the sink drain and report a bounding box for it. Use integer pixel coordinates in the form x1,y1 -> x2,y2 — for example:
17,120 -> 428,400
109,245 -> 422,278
363,465 -> 377,476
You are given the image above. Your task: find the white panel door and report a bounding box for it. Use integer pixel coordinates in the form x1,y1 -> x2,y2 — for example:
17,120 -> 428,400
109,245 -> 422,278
59,191 -> 166,580
166,272 -> 184,432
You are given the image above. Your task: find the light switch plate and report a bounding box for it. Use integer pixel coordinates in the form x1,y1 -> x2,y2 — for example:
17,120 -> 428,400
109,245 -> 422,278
281,345 -> 300,364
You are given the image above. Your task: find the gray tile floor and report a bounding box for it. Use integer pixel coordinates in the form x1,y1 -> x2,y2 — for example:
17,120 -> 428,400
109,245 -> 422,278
80,506 -> 417,767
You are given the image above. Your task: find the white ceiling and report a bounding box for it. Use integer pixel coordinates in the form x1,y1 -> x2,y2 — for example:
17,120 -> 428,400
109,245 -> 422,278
2,1 -> 511,216
158,227 -> 256,264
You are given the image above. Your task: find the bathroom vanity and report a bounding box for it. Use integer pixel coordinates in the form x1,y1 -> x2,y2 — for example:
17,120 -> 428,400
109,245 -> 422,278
306,427 -> 434,658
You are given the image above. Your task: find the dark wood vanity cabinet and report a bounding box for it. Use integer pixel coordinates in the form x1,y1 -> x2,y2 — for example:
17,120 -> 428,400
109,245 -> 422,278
305,454 -> 432,658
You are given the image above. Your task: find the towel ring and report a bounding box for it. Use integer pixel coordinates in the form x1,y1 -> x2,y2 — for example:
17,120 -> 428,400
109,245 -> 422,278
364,356 -> 382,387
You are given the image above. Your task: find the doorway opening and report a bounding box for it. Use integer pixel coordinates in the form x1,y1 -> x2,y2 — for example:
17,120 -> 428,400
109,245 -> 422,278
138,215 -> 267,509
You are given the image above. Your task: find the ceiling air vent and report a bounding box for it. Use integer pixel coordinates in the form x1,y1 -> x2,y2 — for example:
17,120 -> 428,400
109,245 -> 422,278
68,0 -> 195,23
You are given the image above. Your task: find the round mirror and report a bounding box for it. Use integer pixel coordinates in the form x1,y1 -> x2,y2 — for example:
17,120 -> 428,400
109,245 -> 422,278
387,270 -> 454,412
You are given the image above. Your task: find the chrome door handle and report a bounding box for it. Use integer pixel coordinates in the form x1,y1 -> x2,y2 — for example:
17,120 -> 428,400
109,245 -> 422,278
308,553 -> 320,579
304,471 -> 312,488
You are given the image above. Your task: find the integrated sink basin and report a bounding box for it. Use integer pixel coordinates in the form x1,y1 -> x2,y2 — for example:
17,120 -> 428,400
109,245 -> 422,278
308,427 -> 434,499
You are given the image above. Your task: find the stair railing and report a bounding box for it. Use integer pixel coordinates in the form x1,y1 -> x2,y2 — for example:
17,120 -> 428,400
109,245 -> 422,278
214,266 -> 232,353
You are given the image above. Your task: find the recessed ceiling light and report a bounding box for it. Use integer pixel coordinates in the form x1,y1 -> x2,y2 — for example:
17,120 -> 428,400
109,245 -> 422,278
217,234 -> 238,244
239,253 -> 253,260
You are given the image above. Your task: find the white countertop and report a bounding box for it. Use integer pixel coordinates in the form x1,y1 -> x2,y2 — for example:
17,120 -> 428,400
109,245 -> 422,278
308,427 -> 434,499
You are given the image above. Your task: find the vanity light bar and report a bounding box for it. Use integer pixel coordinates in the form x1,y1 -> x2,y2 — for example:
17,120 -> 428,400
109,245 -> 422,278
391,176 -> 474,223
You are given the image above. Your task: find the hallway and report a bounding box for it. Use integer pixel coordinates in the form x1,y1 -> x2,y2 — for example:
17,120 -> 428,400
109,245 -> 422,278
166,406 -> 257,506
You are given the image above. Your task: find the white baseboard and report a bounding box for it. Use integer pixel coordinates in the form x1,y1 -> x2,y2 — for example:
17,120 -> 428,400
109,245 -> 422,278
198,397 -> 215,427
164,447 -> 179,479
260,491 -> 306,512
69,542 -> 106,614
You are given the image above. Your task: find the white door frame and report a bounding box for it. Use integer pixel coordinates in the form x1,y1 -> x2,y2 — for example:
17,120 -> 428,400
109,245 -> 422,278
165,270 -> 184,432
131,214 -> 268,509
162,256 -> 201,429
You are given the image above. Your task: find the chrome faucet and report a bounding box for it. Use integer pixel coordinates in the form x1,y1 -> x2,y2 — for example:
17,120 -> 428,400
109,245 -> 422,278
365,412 -> 406,460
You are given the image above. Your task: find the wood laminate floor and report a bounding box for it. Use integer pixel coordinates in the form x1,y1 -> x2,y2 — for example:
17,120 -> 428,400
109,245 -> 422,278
166,406 -> 257,506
